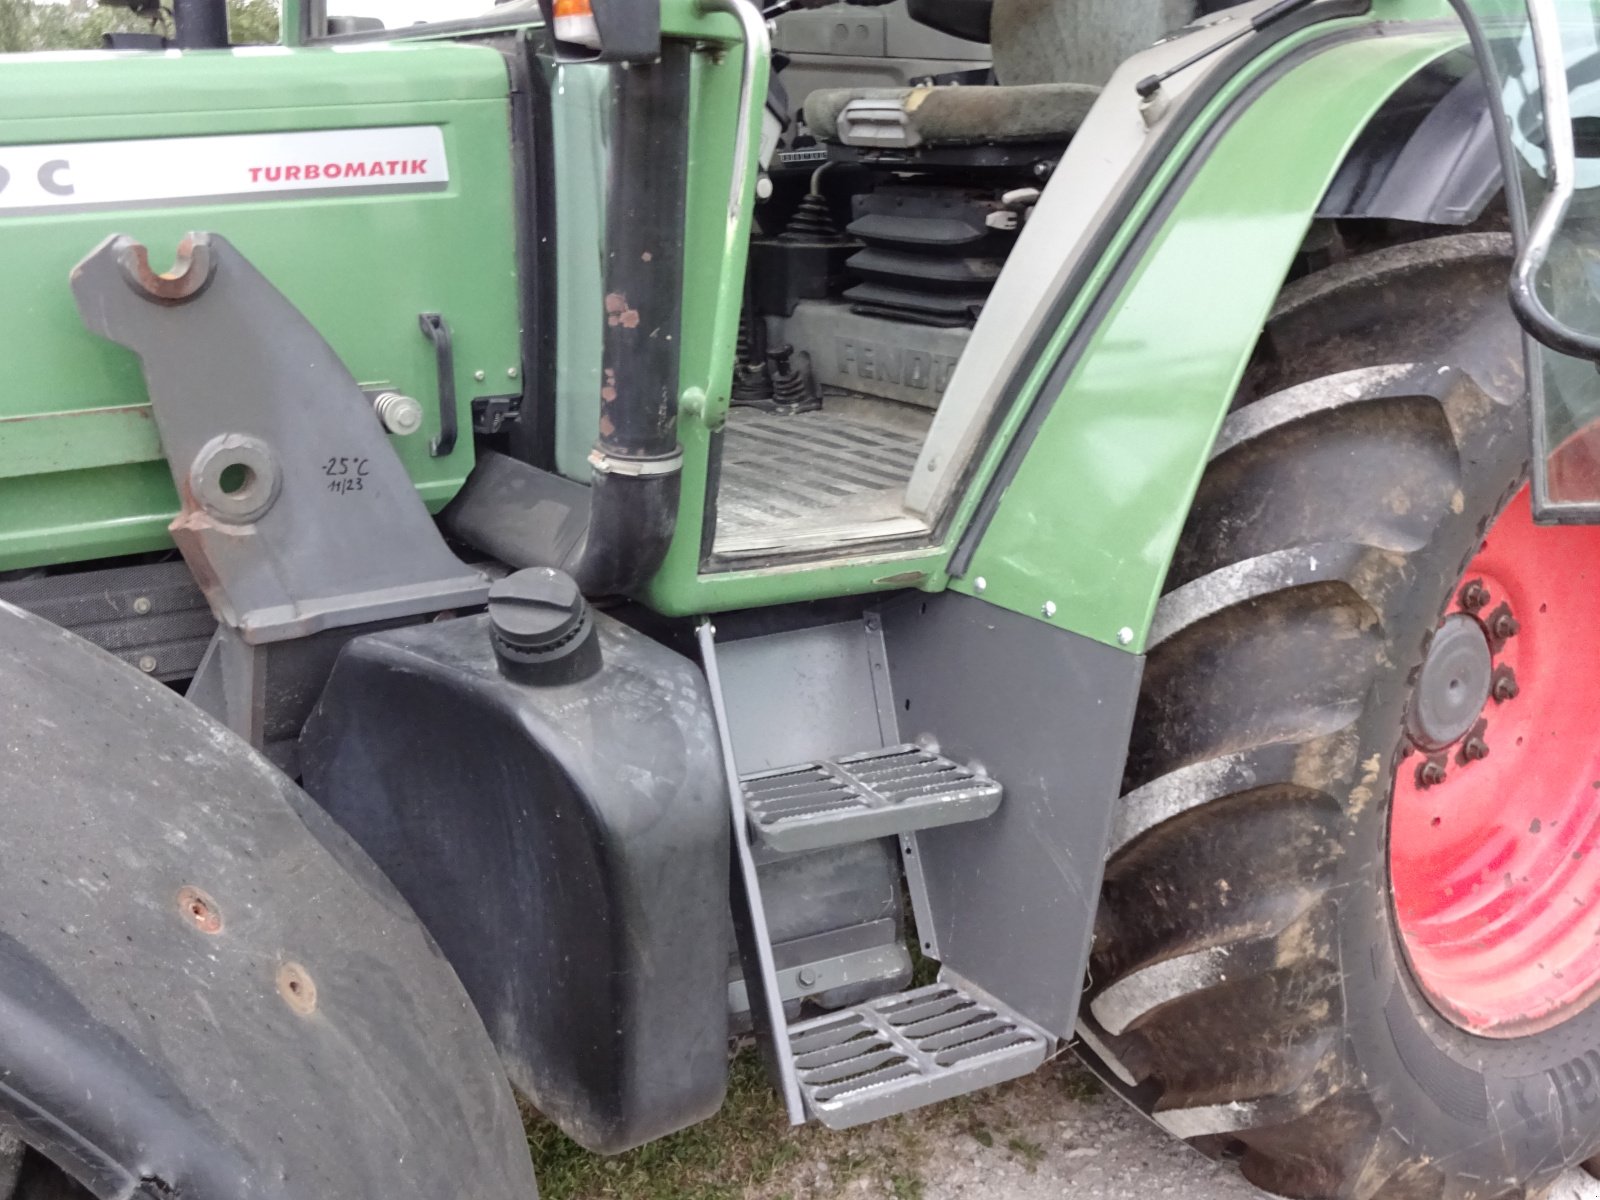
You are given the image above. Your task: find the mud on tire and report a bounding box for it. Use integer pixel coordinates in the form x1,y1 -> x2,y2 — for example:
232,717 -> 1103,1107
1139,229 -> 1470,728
1077,234 -> 1600,1200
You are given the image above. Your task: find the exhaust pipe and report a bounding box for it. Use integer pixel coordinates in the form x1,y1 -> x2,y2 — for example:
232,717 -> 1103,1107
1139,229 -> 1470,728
569,42 -> 691,594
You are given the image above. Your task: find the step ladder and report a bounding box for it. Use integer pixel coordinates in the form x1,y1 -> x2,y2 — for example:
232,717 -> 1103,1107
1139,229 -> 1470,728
697,621 -> 1051,1129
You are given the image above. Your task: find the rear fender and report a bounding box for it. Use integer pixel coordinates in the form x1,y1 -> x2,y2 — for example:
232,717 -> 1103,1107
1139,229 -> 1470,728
954,26 -> 1474,654
0,601 -> 536,1199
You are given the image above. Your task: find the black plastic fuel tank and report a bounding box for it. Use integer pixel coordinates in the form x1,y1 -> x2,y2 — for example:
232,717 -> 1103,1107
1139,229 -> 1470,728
299,585 -> 730,1154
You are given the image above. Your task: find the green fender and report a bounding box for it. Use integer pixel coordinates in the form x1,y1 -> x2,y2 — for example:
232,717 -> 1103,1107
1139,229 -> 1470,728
953,22 -> 1471,653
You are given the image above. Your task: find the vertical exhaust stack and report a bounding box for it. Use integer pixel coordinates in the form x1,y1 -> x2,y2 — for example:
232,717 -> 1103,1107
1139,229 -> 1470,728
171,0 -> 229,47
570,44 -> 691,594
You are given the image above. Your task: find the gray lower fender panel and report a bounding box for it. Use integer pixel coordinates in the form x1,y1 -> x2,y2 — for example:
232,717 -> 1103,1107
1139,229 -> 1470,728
882,591 -> 1142,1037
0,601 -> 535,1200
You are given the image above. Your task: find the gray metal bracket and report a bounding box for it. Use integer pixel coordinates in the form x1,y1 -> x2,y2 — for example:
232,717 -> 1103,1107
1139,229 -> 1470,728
70,233 -> 487,648
696,620 -> 805,1125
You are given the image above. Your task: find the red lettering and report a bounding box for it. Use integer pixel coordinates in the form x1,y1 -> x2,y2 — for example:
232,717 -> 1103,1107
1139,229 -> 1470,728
408,158 -> 427,174
249,166 -> 263,183
305,163 -> 320,180
386,159 -> 402,175
264,166 -> 283,182
323,162 -> 341,179
344,161 -> 367,178
368,160 -> 385,177
285,165 -> 301,181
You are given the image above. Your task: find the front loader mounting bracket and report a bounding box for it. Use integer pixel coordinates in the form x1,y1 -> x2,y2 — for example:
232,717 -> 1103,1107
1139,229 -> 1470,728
70,232 -> 487,647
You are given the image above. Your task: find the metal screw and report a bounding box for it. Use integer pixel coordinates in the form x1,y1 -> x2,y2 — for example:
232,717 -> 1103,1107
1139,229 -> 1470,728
372,391 -> 425,437
1042,600 -> 1057,618
132,596 -> 152,615
1416,758 -> 1447,789
1117,627 -> 1134,646
1461,736 -> 1490,762
796,967 -> 818,988
974,577 -> 987,592
1459,579 -> 1489,612
473,369 -> 487,382
1491,665 -> 1519,703
507,367 -> 520,380
1490,609 -> 1520,642
137,655 -> 158,674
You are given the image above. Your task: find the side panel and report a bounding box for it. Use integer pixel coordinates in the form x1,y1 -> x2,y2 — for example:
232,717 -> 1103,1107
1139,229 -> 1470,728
0,600 -> 536,1199
0,45 -> 522,570
882,591 -> 1141,1037
957,30 -> 1464,653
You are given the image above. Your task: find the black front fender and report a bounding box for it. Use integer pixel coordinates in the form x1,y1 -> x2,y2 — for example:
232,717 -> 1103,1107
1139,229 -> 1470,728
0,601 -> 536,1200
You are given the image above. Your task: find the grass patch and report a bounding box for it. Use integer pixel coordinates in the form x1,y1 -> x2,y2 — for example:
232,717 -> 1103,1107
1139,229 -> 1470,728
525,1051 -> 936,1200
523,1044 -> 1110,1197
1006,1136 -> 1045,1171
525,1053 -> 801,1200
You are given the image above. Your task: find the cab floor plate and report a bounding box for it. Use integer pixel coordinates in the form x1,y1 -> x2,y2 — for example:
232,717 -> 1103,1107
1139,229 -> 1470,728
713,407 -> 930,558
741,744 -> 1002,852
789,981 -> 1051,1129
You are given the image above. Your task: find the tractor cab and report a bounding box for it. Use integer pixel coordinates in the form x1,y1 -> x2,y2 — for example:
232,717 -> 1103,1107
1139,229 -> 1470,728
1453,0 -> 1600,518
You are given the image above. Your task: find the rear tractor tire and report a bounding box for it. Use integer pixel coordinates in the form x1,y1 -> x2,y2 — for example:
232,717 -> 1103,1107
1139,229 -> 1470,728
1081,234 -> 1600,1199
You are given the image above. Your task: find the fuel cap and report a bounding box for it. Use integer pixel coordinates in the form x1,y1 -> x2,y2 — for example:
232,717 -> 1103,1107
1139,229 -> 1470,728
487,567 -> 601,684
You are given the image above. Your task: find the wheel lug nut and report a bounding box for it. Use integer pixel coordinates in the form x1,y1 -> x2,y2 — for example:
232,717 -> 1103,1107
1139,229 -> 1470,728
1484,601 -> 1520,650
1491,666 -> 1519,703
1461,737 -> 1489,762
1417,757 -> 1448,788
1459,579 -> 1489,612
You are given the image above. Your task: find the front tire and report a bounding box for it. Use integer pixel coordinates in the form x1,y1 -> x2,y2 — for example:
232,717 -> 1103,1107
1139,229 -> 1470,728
1081,234 -> 1600,1199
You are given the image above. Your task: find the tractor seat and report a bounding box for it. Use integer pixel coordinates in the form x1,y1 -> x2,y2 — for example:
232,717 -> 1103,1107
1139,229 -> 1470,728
805,83 -> 1101,149
804,0 -> 1208,150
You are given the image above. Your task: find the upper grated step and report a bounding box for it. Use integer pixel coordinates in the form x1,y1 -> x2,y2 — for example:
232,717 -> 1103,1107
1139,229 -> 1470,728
740,744 -> 1002,852
788,980 -> 1052,1129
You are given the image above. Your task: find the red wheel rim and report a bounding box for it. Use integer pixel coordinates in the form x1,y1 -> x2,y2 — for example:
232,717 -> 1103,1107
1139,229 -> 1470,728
1390,484 -> 1600,1036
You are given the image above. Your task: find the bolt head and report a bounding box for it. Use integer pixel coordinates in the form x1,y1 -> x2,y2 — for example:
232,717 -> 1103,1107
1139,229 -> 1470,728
1117,627 -> 1134,646
1417,759 -> 1447,788
507,367 -> 520,379
1042,600 -> 1057,618
974,576 -> 987,592
132,596 -> 152,615
137,655 -> 157,674
473,369 -> 487,382
1493,674 -> 1520,702
1459,580 -> 1489,612
796,967 -> 818,988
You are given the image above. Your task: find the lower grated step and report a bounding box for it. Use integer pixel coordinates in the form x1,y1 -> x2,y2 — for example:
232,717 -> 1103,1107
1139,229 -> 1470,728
741,744 -> 1002,852
789,982 -> 1051,1129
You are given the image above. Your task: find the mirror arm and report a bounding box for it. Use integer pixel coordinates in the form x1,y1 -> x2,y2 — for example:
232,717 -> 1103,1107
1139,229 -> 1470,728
1509,0 -> 1600,360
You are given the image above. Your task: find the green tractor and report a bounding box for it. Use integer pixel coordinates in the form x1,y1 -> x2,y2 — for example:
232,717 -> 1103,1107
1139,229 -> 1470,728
2,0 -> 1598,1195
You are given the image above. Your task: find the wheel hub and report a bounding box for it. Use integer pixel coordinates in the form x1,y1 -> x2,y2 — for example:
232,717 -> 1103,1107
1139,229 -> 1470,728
1405,614 -> 1493,752
1390,486 -> 1600,1036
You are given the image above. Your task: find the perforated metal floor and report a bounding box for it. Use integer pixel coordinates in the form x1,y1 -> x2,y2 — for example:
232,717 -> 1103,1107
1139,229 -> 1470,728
713,408 -> 931,557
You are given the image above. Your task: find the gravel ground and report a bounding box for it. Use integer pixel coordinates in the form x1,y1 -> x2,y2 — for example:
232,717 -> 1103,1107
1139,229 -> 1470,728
528,1052 -> 1269,1200
530,1052 -> 1600,1199
754,1059 -> 1264,1200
